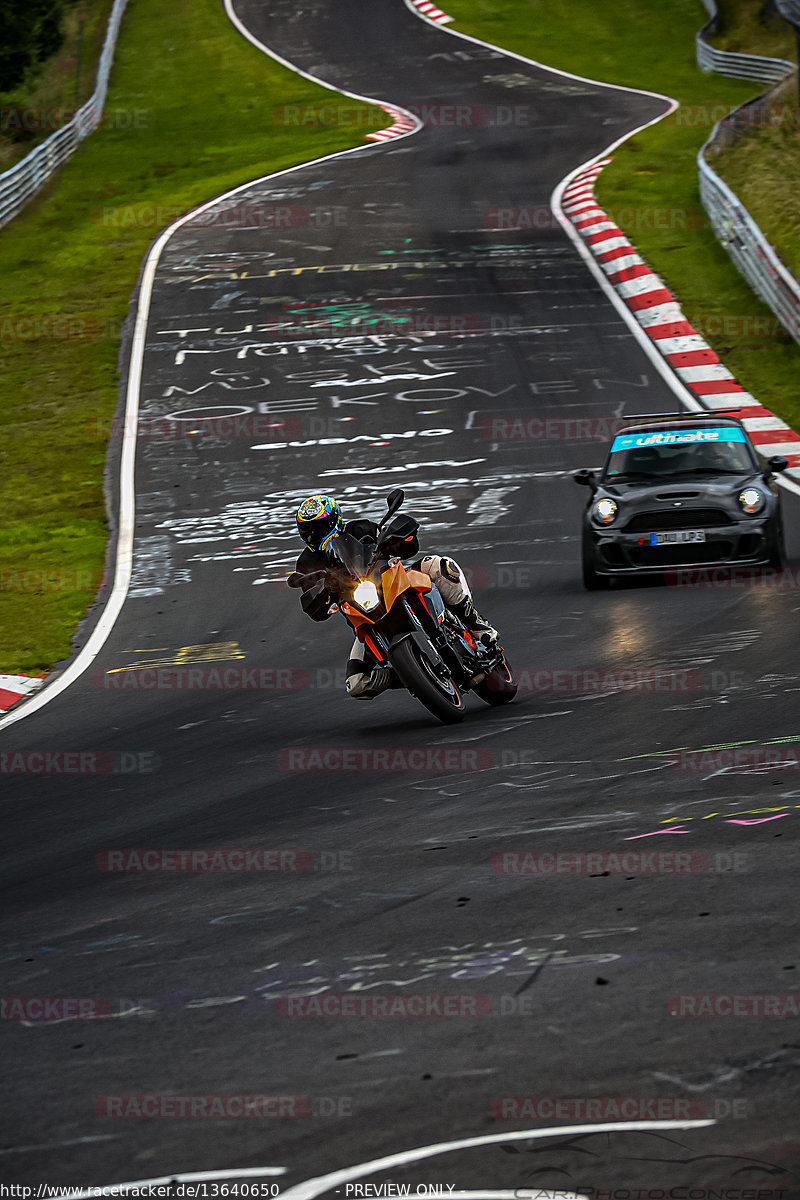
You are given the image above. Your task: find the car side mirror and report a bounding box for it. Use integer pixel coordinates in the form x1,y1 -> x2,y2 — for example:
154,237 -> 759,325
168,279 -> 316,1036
573,469 -> 597,491
766,454 -> 789,475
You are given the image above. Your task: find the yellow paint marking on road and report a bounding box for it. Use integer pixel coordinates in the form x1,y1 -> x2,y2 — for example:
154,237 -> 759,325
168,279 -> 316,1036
106,642 -> 246,674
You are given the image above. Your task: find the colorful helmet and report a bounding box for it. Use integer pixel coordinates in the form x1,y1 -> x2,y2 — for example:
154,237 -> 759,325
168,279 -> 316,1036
296,494 -> 342,551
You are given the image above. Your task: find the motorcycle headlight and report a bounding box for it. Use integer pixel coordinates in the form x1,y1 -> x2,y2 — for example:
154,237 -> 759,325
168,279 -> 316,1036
353,580 -> 380,612
592,497 -> 618,526
738,487 -> 765,515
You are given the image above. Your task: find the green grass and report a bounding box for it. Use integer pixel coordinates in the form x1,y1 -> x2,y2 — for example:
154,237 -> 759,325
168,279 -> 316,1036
709,0 -> 795,58
714,75 -> 800,271
0,0 -> 384,676
444,0 -> 800,427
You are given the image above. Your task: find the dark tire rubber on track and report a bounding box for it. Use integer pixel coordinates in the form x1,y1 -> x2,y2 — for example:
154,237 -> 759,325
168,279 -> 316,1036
391,638 -> 466,724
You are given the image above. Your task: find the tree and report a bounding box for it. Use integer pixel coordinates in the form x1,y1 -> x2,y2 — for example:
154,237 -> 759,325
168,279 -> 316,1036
0,0 -> 66,93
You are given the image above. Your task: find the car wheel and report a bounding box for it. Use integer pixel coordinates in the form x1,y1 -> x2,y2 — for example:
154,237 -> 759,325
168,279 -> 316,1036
582,537 -> 611,590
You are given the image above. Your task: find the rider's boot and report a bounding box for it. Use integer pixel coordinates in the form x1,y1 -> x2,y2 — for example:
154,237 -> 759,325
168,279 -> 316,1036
345,641 -> 399,700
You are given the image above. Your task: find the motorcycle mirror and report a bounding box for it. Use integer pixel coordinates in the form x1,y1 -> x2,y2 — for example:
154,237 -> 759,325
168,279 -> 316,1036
573,469 -> 597,490
378,488 -> 405,529
286,572 -> 303,589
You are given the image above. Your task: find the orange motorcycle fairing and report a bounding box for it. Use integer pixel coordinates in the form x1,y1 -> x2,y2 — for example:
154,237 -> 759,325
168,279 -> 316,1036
340,601 -> 374,632
382,562 -> 432,612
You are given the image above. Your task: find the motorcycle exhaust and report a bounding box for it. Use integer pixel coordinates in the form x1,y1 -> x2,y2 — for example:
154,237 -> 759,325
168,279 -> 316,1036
468,672 -> 486,687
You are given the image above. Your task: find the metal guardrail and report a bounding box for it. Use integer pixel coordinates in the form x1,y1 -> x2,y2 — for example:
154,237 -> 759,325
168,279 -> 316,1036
0,0 -> 128,229
695,0 -> 795,80
699,137 -> 800,343
695,1 -> 800,346
696,38 -> 794,81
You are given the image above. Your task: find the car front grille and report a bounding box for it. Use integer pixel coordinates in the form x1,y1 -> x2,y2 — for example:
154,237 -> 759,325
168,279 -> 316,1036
623,508 -> 734,533
630,541 -> 734,567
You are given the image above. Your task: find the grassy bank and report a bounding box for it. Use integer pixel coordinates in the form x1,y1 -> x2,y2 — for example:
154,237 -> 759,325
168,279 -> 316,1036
709,0 -> 794,57
0,0 -> 383,676
714,75 -> 800,276
444,0 -> 800,427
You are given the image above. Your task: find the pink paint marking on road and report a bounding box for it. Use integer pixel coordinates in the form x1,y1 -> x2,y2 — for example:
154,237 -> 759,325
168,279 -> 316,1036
625,826 -> 691,840
726,814 -> 789,826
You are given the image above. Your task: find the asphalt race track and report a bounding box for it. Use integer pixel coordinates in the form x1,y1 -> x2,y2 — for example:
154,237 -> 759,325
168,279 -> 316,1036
2,0 -> 800,1192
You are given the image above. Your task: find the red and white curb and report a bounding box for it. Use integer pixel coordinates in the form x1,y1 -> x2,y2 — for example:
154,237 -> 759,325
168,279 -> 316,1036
366,106 -> 420,142
562,158 -> 800,480
409,0 -> 453,24
0,674 -> 45,712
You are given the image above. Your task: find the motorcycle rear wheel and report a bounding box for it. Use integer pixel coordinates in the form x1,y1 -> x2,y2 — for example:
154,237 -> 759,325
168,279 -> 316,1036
391,638 -> 466,724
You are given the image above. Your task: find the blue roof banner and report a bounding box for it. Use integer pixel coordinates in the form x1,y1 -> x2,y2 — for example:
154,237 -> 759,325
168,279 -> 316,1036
611,427 -> 746,453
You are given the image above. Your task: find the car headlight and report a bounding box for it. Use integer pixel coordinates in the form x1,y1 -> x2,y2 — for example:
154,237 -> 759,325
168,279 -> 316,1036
592,497 -> 618,526
738,487 -> 765,515
353,580 -> 380,612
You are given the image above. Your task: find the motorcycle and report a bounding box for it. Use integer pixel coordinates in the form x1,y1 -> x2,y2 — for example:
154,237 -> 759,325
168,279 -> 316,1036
288,489 -> 517,724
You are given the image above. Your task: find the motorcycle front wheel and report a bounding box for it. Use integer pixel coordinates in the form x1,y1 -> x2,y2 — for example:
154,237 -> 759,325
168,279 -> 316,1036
473,658 -> 517,706
391,638 -> 466,724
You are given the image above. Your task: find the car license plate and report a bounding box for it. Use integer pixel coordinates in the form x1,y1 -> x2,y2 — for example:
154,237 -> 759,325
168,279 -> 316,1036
650,530 -> 706,546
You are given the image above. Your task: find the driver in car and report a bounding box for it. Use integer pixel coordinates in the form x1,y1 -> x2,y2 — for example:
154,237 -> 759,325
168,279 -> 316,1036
292,494 -> 499,700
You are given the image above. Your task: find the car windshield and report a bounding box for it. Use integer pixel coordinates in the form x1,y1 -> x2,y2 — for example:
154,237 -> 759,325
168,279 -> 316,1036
604,426 -> 754,481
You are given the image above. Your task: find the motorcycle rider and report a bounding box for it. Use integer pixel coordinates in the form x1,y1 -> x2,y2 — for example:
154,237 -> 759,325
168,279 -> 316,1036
292,494 -> 499,700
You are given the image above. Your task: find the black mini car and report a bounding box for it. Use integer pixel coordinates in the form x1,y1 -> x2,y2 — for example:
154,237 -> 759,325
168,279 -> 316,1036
574,412 -> 789,589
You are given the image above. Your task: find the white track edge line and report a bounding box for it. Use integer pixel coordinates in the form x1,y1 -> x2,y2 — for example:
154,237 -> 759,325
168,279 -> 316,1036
0,4 -> 423,734
274,1119 -> 716,1200
61,1120 -> 714,1200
